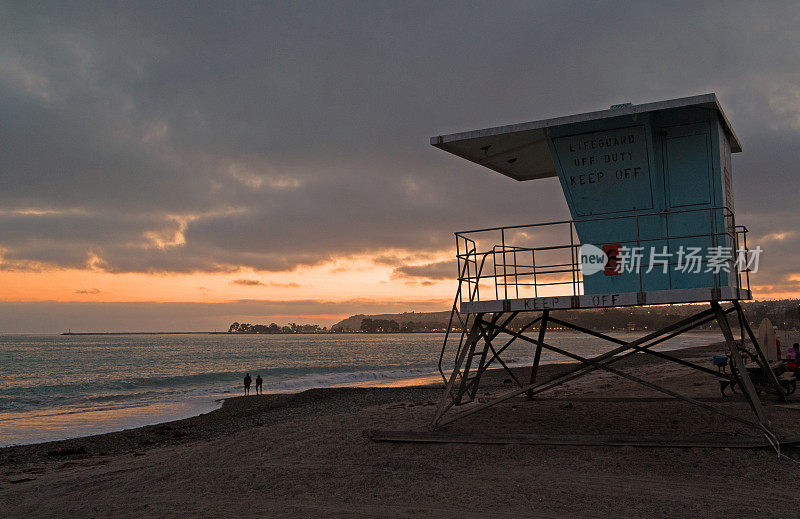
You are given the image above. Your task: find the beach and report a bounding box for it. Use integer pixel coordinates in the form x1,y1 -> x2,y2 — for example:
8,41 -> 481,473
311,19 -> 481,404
2,343 -> 799,517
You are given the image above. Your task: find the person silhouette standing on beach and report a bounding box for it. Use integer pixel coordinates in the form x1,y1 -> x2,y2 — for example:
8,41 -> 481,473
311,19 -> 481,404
255,375 -> 263,395
244,373 -> 252,395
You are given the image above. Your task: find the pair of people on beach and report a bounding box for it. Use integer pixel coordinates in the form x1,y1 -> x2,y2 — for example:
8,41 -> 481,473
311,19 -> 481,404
243,373 -> 263,395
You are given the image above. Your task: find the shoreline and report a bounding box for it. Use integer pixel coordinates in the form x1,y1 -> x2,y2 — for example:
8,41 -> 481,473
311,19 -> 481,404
0,373 -> 446,450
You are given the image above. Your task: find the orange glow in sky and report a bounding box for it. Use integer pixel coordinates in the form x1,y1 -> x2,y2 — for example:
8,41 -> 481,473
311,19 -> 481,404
1,259 -> 793,305
0,252 -> 455,304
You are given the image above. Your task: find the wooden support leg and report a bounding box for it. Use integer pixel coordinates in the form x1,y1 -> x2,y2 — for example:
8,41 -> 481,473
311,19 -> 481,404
732,300 -> 787,402
711,302 -> 769,426
527,309 -> 549,400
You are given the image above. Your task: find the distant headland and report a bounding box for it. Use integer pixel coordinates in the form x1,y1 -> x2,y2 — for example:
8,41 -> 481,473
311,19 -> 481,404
61,299 -> 800,335
61,331 -> 229,336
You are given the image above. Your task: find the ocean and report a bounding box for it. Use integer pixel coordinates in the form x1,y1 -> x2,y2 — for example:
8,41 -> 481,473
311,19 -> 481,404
0,331 -> 724,446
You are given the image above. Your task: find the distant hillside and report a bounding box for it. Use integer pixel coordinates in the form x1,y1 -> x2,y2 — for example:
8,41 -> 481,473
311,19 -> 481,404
329,300 -> 800,333
330,311 -> 451,332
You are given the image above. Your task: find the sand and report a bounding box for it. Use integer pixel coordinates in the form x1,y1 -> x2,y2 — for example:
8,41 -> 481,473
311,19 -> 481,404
2,344 -> 800,518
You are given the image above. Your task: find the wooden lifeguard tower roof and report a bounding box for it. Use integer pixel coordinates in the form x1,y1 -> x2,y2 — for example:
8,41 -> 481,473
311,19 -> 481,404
430,93 -> 741,182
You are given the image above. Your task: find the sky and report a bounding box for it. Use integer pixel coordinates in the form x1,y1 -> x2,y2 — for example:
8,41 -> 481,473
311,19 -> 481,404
1,1 -> 799,332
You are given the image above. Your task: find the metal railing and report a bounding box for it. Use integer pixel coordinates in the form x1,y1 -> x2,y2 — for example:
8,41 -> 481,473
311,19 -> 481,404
454,206 -> 751,305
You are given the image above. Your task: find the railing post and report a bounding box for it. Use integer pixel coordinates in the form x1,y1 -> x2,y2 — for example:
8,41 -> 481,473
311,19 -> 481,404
744,229 -> 751,292
493,246 -> 499,301
501,228 -> 507,300
710,207 -> 718,291
635,214 -> 642,294
569,222 -> 576,296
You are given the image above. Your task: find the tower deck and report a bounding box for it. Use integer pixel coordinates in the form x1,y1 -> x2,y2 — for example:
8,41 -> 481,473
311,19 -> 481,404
462,285 -> 751,314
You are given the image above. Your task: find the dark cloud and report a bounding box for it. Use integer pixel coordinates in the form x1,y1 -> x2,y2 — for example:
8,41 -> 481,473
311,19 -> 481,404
231,279 -> 265,287
394,261 -> 456,280
0,1 -> 798,293
74,288 -> 101,295
230,279 -> 301,288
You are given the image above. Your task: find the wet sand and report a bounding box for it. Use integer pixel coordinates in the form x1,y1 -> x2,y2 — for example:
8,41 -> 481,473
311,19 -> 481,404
2,344 -> 800,517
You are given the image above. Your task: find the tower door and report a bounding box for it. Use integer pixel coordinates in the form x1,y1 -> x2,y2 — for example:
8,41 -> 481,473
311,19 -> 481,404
662,122 -> 713,208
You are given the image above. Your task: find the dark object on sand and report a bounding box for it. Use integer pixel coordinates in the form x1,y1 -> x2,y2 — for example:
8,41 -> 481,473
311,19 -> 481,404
720,357 -> 796,397
366,430 -> 800,449
47,446 -> 87,457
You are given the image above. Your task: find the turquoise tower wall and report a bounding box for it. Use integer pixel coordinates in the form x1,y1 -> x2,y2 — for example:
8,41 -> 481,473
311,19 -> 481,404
545,107 -> 735,295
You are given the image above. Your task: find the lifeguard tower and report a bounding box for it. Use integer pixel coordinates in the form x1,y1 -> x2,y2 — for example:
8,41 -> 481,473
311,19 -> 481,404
428,94 -> 785,438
